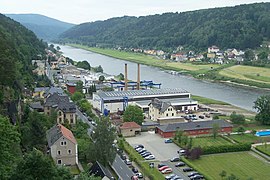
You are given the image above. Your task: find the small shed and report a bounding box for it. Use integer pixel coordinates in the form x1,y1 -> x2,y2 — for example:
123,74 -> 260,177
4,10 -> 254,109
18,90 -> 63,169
119,122 -> 141,137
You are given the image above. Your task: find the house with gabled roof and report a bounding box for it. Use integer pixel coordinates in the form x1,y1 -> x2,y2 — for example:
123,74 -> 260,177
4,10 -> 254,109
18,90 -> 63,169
44,93 -> 77,124
89,161 -> 114,180
148,98 -> 177,121
119,122 -> 141,137
46,124 -> 78,166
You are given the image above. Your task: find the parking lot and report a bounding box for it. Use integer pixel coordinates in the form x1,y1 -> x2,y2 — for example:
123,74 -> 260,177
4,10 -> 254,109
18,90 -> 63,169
126,131 -> 179,161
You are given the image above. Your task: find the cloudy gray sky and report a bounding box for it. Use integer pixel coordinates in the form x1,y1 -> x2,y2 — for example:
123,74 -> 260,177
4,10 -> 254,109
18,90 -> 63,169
1,0 -> 269,24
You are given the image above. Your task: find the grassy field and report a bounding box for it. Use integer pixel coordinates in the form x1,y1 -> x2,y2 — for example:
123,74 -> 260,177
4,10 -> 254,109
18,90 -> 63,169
192,136 -> 232,148
256,144 -> 270,156
70,44 -> 223,73
229,133 -> 270,144
191,95 -> 230,105
219,65 -> 270,84
188,152 -> 270,180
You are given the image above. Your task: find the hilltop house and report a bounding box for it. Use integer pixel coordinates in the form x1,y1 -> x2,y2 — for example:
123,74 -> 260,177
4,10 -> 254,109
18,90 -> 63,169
46,124 -> 78,166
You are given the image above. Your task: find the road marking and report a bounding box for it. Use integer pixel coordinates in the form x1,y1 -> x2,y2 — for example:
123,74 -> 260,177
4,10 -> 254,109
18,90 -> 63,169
126,174 -> 130,177
120,166 -> 123,169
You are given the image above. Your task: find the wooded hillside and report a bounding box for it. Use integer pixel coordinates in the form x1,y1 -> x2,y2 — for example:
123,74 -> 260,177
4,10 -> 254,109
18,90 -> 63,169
60,3 -> 270,51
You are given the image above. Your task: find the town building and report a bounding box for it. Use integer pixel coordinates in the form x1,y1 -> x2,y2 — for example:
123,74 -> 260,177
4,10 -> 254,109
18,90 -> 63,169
66,83 -> 76,94
44,93 -> 77,124
119,122 -> 141,137
46,124 -> 78,166
91,88 -> 194,114
208,46 -> 220,53
89,161 -> 114,180
156,119 -> 233,138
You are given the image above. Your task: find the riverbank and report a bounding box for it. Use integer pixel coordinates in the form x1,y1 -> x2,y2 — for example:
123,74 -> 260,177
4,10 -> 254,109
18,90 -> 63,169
69,44 -> 270,90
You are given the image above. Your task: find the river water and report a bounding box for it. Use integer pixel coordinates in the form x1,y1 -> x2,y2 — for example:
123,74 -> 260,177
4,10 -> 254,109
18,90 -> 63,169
59,45 -> 270,111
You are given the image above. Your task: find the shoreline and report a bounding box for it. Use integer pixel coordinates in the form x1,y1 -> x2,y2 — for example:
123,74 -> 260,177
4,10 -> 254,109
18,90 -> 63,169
69,44 -> 270,92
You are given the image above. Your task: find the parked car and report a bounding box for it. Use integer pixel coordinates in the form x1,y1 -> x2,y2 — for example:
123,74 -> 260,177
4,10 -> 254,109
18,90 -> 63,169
142,152 -> 152,158
171,175 -> 183,180
177,149 -> 186,155
183,167 -> 193,172
134,144 -> 144,149
175,162 -> 185,167
165,138 -> 173,143
190,175 -> 204,180
136,173 -> 143,179
145,155 -> 155,160
91,121 -> 97,126
170,157 -> 180,162
140,151 -> 150,156
138,149 -> 147,154
188,172 -> 200,177
120,154 -> 126,160
158,163 -> 167,168
135,147 -> 143,151
124,159 -> 132,166
132,167 -> 138,173
131,175 -> 138,180
198,115 -> 204,119
165,174 -> 176,180
158,165 -> 169,171
162,168 -> 172,174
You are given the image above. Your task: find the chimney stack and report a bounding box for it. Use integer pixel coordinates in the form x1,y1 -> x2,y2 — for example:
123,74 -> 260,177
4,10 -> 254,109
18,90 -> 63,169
137,63 -> 140,90
124,63 -> 128,91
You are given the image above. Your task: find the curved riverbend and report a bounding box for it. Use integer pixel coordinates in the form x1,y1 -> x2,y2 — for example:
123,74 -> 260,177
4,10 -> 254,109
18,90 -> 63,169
59,45 -> 270,111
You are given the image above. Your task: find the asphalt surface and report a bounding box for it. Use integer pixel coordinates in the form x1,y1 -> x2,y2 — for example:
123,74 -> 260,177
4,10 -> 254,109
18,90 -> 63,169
161,160 -> 191,180
112,154 -> 135,180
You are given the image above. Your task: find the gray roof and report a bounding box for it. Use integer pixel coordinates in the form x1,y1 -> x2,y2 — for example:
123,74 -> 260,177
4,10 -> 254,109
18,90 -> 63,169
157,120 -> 232,133
44,87 -> 64,97
44,93 -> 69,107
97,88 -> 189,101
58,101 -> 76,113
150,98 -> 172,113
47,124 -> 63,147
29,102 -> 43,110
34,87 -> 49,93
89,161 -> 113,179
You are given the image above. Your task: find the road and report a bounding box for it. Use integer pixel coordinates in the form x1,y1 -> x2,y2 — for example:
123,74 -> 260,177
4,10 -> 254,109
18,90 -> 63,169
76,107 -> 94,135
112,154 -> 135,180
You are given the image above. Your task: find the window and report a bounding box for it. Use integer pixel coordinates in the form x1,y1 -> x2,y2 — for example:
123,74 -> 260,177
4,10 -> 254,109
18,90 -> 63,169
59,118 -> 62,122
68,149 -> 72,154
58,150 -> 61,155
57,159 -> 62,165
172,113 -> 174,116
64,141 -> 67,146
71,118 -> 74,124
70,114 -> 73,118
59,111 -> 62,116
60,141 -> 67,146
166,113 -> 168,117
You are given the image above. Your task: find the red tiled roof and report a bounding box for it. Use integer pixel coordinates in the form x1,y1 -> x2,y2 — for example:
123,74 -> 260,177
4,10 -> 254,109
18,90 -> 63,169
58,124 -> 77,144
120,122 -> 141,129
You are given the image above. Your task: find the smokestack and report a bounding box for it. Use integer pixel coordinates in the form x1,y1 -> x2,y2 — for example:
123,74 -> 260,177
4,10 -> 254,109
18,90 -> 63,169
124,63 -> 128,91
137,63 -> 140,90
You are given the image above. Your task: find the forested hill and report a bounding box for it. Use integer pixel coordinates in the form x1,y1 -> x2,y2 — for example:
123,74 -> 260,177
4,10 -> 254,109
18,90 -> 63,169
60,3 -> 270,51
0,13 -> 46,117
6,14 -> 75,40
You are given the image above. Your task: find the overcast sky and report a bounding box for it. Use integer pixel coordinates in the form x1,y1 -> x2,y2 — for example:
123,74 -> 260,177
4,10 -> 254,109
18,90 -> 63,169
1,0 -> 269,24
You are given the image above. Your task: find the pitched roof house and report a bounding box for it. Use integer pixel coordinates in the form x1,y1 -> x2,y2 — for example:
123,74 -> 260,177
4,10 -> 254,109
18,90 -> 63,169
46,124 -> 78,166
89,161 -> 114,180
148,98 -> 177,121
119,122 -> 141,137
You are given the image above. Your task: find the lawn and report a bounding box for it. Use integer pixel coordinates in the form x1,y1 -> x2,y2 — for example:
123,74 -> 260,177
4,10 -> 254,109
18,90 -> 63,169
229,133 -> 270,144
192,136 -> 232,148
219,65 -> 270,84
256,144 -> 270,156
188,152 -> 270,180
191,95 -> 229,105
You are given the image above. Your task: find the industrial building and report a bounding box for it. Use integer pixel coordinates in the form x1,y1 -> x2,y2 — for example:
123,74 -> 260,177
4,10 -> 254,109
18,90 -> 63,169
91,88 -> 197,114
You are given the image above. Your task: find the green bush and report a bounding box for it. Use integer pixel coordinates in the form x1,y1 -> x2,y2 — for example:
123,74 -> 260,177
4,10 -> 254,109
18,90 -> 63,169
202,143 -> 251,154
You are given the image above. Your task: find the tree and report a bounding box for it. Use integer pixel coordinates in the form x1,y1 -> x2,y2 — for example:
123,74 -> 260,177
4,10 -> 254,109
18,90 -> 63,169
244,49 -> 255,62
123,105 -> 144,125
94,65 -> 103,73
230,111 -> 245,124
76,61 -> 91,70
71,91 -> 84,103
212,123 -> 220,139
226,174 -> 239,180
186,147 -> 202,160
89,117 -> 116,166
76,80 -> 84,93
56,46 -> 61,51
219,170 -> 227,179
117,73 -> 124,81
237,126 -> 245,135
254,95 -> 270,125
99,75 -> 105,82
0,115 -> 20,179
11,149 -> 72,180
258,51 -> 268,63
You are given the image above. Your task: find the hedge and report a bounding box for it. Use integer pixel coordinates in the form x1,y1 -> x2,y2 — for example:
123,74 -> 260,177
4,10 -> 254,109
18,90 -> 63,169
202,143 -> 251,154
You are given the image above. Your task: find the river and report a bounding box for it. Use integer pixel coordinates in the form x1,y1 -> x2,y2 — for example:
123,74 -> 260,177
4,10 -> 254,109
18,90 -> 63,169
59,45 -> 270,111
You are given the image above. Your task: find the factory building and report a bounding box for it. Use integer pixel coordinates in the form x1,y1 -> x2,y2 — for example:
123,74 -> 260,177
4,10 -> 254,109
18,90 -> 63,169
91,88 -> 197,114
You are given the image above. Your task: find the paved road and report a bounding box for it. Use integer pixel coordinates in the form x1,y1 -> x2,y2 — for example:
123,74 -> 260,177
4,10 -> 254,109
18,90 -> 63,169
76,107 -> 95,135
112,154 -> 135,180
